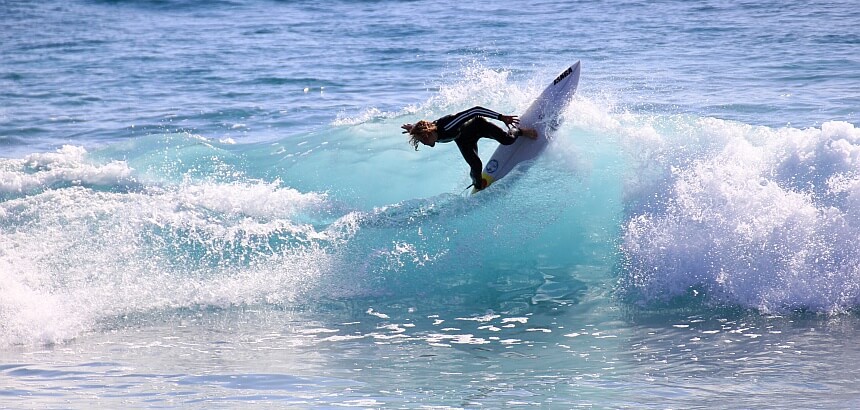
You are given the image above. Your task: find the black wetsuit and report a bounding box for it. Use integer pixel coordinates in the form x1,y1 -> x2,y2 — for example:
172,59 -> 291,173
433,106 -> 517,189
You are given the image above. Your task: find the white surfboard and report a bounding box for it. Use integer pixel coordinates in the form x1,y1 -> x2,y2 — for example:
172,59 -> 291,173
478,61 -> 581,190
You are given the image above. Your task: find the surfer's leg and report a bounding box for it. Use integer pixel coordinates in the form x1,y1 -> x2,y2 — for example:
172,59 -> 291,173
455,139 -> 483,189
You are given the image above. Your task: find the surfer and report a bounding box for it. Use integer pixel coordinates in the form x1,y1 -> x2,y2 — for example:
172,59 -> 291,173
402,106 -> 537,191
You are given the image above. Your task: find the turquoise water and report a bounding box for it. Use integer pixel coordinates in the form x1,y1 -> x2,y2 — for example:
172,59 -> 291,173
2,0 -> 860,407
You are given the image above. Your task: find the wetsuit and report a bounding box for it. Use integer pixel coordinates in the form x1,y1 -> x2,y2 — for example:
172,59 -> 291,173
433,106 -> 517,190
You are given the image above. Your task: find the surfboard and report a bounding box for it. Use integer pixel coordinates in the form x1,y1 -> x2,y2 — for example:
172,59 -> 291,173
477,61 -> 581,191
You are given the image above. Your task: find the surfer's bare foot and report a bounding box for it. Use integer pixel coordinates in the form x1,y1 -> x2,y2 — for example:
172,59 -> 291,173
509,127 -> 538,140
520,128 -> 537,140
515,127 -> 538,139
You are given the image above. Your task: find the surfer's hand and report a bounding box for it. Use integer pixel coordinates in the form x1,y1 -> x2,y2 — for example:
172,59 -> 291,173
499,115 -> 519,128
401,123 -> 414,134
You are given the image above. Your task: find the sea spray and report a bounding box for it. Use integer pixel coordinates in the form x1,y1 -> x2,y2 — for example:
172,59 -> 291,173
619,120 -> 860,312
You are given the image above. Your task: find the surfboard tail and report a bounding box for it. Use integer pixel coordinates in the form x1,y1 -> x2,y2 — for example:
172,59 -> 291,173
471,173 -> 497,194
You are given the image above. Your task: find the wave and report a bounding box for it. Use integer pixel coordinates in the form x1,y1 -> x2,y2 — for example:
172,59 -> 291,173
2,65 -> 859,346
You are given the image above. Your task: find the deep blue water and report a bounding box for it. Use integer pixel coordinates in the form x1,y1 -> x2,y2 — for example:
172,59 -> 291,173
2,0 -> 860,407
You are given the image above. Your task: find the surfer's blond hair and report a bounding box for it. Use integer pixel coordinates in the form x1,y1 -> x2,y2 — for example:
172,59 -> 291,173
407,120 -> 436,151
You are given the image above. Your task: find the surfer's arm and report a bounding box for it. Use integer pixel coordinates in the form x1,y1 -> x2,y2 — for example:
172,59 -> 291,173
443,106 -> 508,132
456,139 -> 484,190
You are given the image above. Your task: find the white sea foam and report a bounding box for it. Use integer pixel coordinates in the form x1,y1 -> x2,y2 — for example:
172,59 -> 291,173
0,152 -> 350,346
0,145 -> 135,194
621,119 -> 860,312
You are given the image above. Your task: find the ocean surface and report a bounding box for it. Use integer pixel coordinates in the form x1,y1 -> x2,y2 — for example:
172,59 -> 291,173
2,0 -> 860,407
